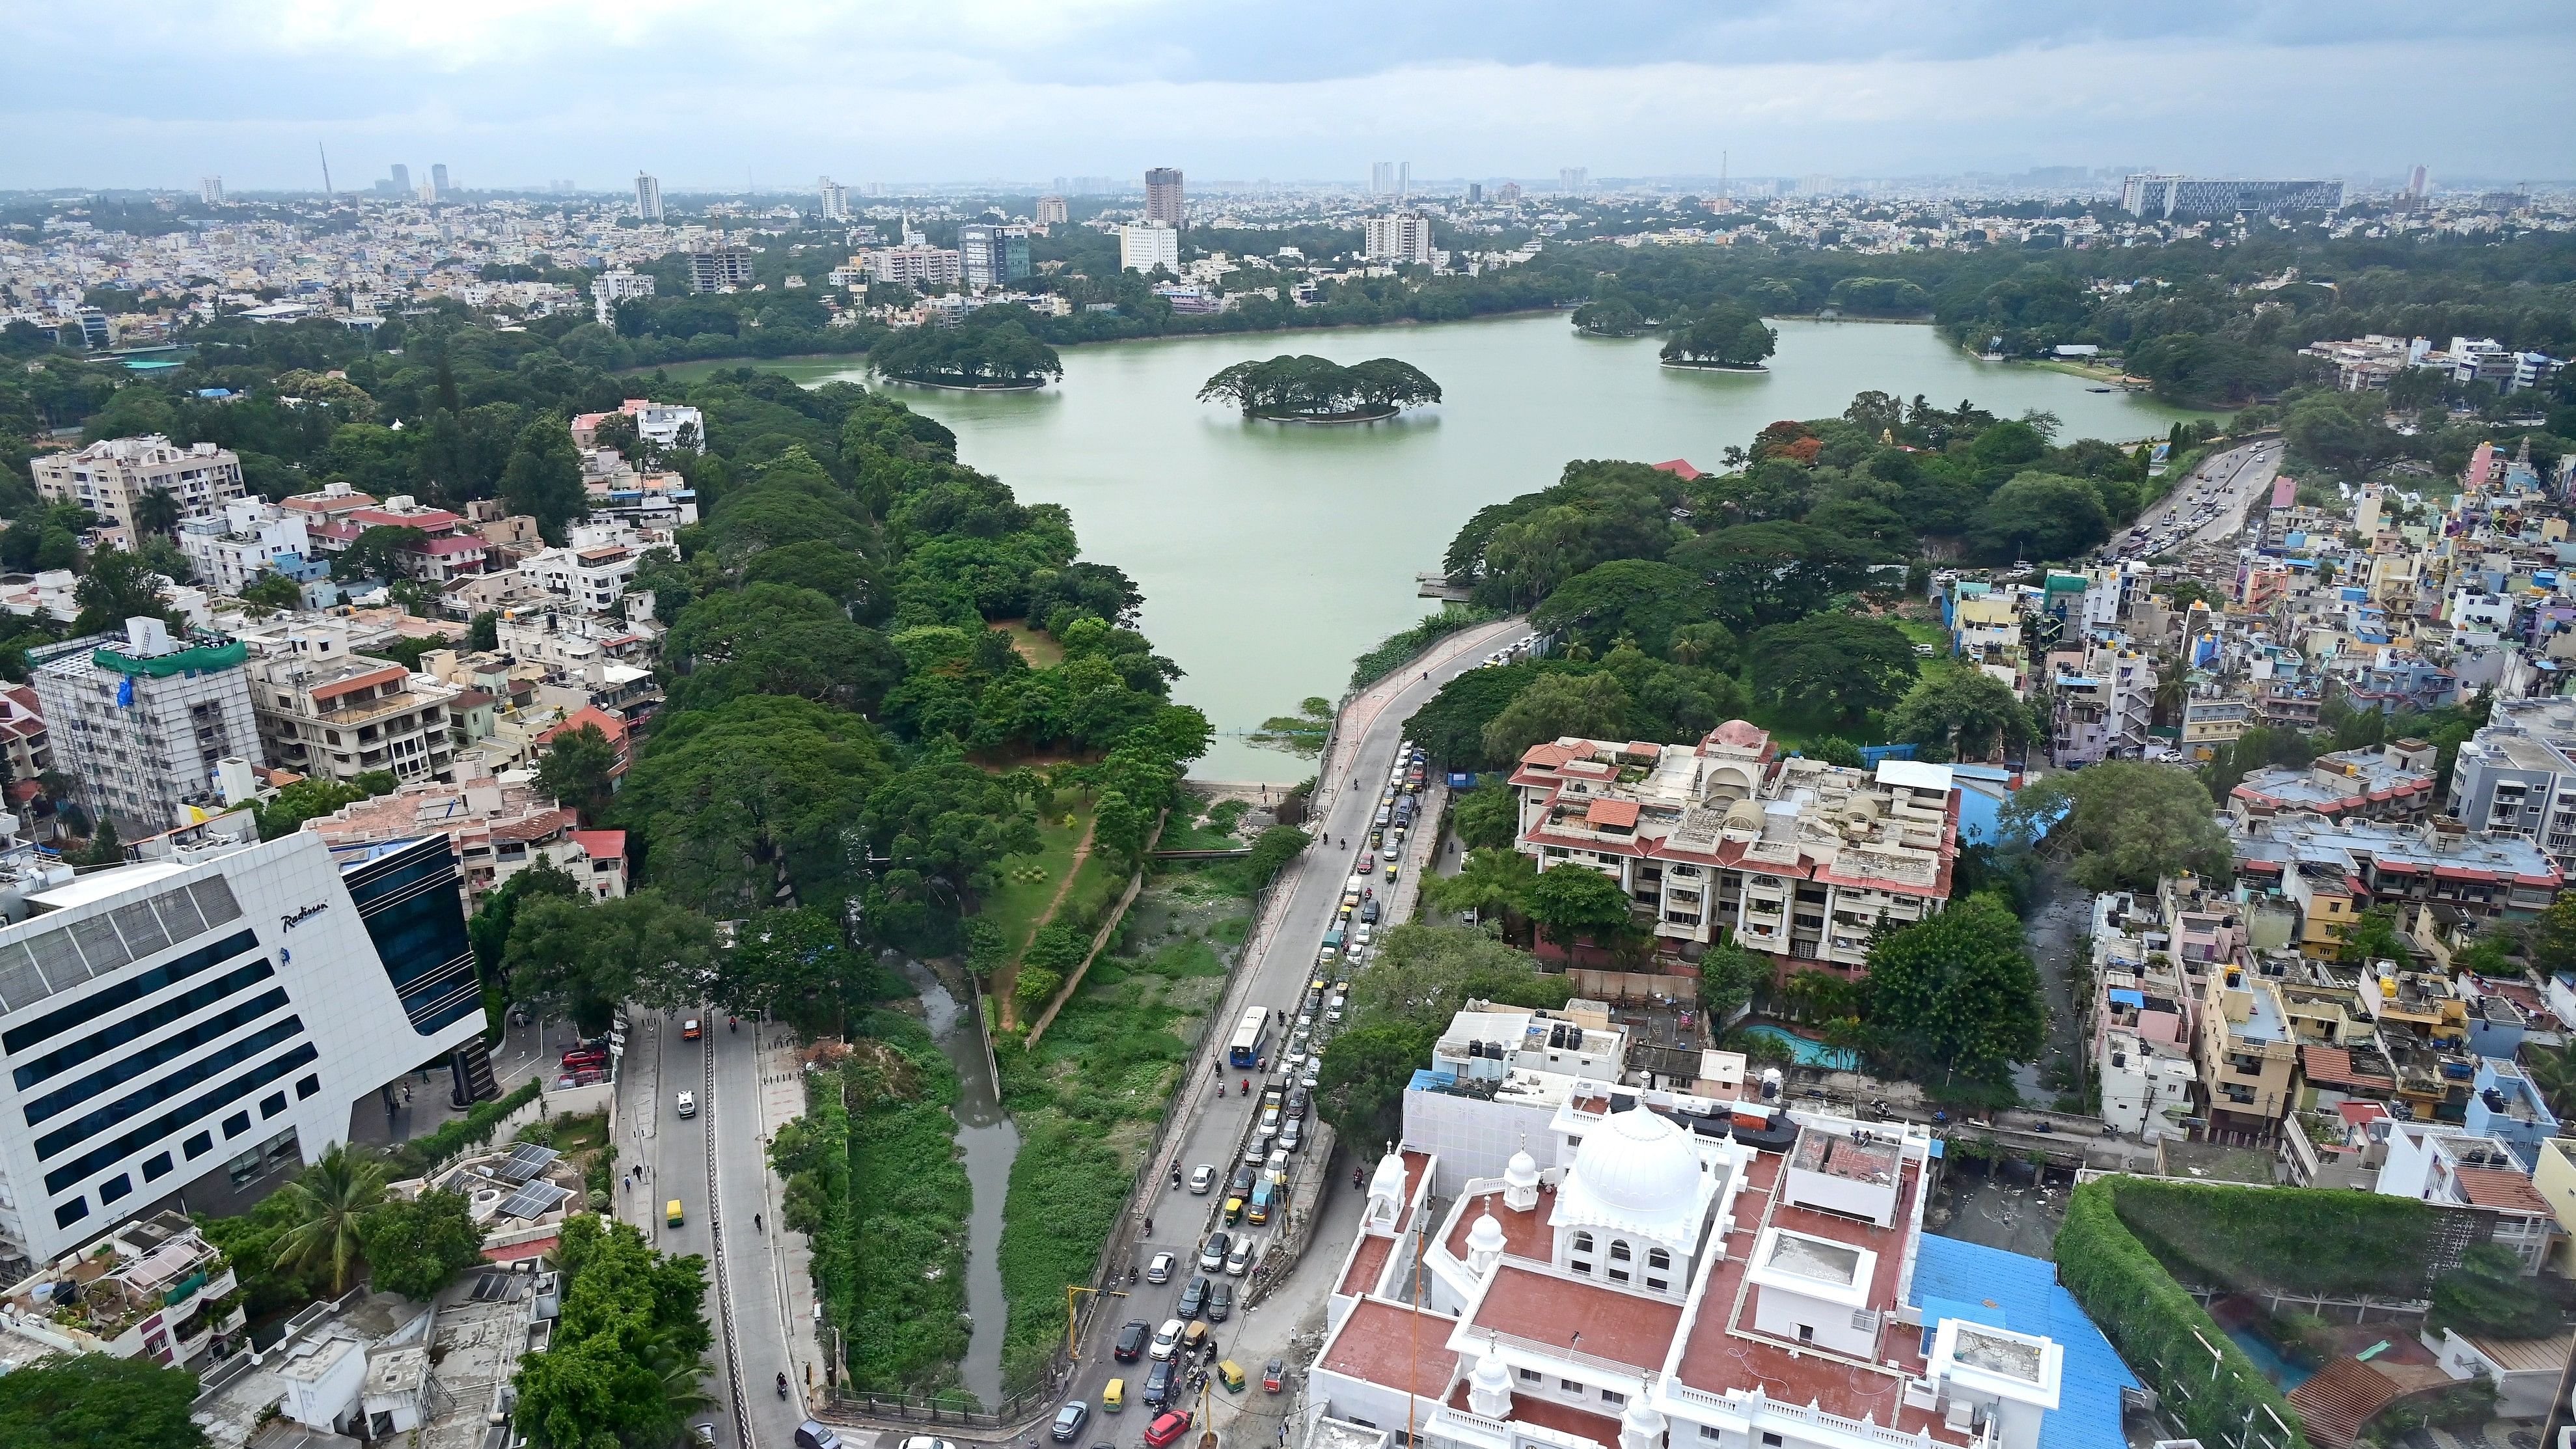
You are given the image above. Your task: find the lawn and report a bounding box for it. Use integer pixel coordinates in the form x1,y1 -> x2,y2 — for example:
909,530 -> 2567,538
982,801 -> 1095,968
1894,616 -> 1959,687
994,620 -> 1065,669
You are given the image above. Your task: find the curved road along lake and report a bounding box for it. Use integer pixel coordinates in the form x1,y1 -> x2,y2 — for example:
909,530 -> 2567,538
664,314 -> 2213,780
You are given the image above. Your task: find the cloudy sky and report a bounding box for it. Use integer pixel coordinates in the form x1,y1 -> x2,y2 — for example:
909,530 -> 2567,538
8,0 -> 2569,192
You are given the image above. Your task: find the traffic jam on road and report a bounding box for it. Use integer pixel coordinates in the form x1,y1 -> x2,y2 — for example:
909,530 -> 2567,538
1080,739 -> 1436,1435
2105,441 -> 2277,563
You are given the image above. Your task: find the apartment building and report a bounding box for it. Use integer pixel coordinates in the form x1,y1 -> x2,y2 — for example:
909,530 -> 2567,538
241,620 -> 456,786
2234,815 -> 2560,957
0,683 -> 53,794
589,266 -> 655,326
569,398 -> 705,454
1362,214 -> 1436,266
1507,723 -> 1956,971
866,245 -> 963,287
686,245 -> 756,294
0,1211 -> 243,1368
1119,223 -> 1179,274
957,223 -> 1032,288
2094,944 -> 2197,1141
2226,740 -> 2439,829
518,521 -> 646,613
2198,965 -> 2301,1134
31,437 -> 249,548
303,495 -> 488,585
1143,167 -> 1183,227
2450,697 -> 2576,874
31,620 -> 265,835
2048,641 -> 2152,767
176,497 -> 330,600
0,830 -> 486,1272
2376,1125 -> 2559,1272
305,762 -> 625,907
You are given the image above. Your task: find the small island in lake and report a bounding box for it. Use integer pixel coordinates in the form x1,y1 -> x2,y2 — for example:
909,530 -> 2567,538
1197,354 -> 1442,422
1659,300 -> 1778,372
871,315 -> 1064,389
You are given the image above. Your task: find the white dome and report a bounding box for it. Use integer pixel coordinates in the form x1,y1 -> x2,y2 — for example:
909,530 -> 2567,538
1503,1148 -> 1541,1191
1467,1209 -> 1507,1257
1569,1105 -> 1702,1215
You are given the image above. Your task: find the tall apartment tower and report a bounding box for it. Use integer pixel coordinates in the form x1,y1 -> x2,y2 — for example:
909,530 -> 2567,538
818,176 -> 850,221
389,163 -> 411,195
199,176 -> 223,204
2407,165 -> 2430,200
430,163 -> 450,197
1036,195 -> 1069,226
1371,161 -> 1395,196
635,171 -> 665,221
30,620 -> 266,836
1144,167 -> 1185,227
1558,166 -> 1589,195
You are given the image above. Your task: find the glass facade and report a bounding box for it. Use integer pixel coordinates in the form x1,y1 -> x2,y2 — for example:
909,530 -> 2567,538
342,838 -> 480,1036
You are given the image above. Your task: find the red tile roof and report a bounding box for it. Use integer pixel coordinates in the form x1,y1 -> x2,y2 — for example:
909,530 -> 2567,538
1651,459 -> 1703,481
1319,1299 -> 1457,1400
570,829 -> 626,862
2301,1045 -> 2394,1092
1468,1263 -> 1682,1372
2454,1166 -> 2551,1214
1585,798 -> 1639,829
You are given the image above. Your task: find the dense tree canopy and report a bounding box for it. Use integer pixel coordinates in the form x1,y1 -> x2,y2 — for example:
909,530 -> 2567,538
1863,894 -> 2047,1084
1198,354 -> 1442,419
1745,613 -> 1918,729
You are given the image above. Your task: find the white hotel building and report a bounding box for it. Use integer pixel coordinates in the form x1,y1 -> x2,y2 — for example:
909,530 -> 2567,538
0,830 -> 487,1275
1313,1091 -> 2071,1449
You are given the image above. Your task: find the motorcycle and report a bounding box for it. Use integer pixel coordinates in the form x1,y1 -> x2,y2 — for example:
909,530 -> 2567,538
1240,1077 -> 1250,1096
776,1373 -> 789,1400
1352,1166 -> 1365,1191
1217,1083 -> 1226,1097
1169,1167 -> 1182,1190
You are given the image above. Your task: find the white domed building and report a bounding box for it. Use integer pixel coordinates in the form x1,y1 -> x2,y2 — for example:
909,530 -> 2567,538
1310,1084 -> 2090,1449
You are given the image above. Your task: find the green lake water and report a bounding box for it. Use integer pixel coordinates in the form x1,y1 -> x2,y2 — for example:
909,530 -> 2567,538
659,314 -> 2213,780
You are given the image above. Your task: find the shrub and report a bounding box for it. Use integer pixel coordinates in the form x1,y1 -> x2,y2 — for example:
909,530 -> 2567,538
1350,607 -> 1496,689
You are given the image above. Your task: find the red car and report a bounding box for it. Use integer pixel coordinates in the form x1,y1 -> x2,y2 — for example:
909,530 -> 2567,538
1262,1359 -> 1285,1394
560,1050 -> 607,1071
1145,1411 -> 1194,1448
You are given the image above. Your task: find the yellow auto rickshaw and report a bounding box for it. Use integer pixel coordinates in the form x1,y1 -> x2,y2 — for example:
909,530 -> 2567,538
1181,1321 -> 1212,1355
1223,1195 -> 1245,1224
1104,1377 -> 1125,1413
1215,1360 -> 1247,1394
666,1199 -> 685,1226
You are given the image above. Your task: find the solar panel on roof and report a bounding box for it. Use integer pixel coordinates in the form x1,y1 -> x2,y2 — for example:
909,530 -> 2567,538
497,1144 -> 560,1183
497,1181 -> 569,1219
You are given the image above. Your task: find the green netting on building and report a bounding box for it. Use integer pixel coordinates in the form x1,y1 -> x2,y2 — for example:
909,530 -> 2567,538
91,640 -> 249,677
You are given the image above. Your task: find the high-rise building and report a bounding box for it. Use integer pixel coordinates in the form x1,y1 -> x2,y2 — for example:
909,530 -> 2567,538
2120,174 -> 2346,217
1463,182 -> 1483,205
389,163 -> 411,196
1557,167 -> 1587,195
818,176 -> 850,221
31,619 -> 265,836
32,435 -> 250,548
0,825 -> 492,1271
1495,181 -> 1523,204
1119,222 -> 1179,273
635,171 -> 664,222
687,245 -> 756,293
865,246 -> 964,287
430,163 -> 449,197
1036,195 -> 1069,226
199,176 -> 223,204
592,266 -> 656,327
1363,214 -> 1436,266
1371,161 -> 1395,196
2407,164 -> 2429,199
959,223 -> 1032,289
1144,167 -> 1185,227
1398,161 -> 1410,199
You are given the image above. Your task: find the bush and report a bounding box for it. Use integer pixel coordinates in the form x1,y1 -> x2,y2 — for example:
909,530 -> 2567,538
1350,607 -> 1495,689
2108,1178 -> 2442,1299
386,1079 -> 542,1178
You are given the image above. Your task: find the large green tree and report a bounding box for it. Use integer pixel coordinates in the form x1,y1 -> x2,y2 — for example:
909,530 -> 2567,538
856,748 -> 1043,909
360,1189 -> 487,1299
513,1215 -> 713,1449
1969,471 -> 2112,562
1665,522 -> 1876,631
1863,894 -> 2046,1084
1479,671 -> 1631,765
1745,613 -> 1918,729
0,1354 -> 210,1449
506,889 -> 722,1029
500,419 -> 589,544
665,583 -> 902,713
618,695 -> 887,915
1529,558 -> 1712,657
1526,866 -> 1634,952
538,723 -> 620,822
2007,760 -> 2231,892
1888,670 -> 2030,762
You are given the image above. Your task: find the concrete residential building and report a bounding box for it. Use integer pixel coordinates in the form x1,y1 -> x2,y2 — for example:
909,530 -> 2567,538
1035,195 -> 1069,226
817,176 -> 849,221
31,620 -> 264,835
589,266 -> 655,327
2048,642 -> 2152,767
2197,965 -> 2301,1135
176,498 -> 326,600
2451,697 -> 2576,875
518,521 -> 646,613
1363,214 -> 1436,266
0,683 -> 53,792
242,620 -> 456,786
0,829 -> 487,1273
306,763 -> 626,907
0,1210 -> 245,1368
1315,1094 -> 2115,1449
31,437 -> 249,549
1119,223 -> 1179,273
569,398 -> 705,454
866,244 -> 963,287
686,245 -> 755,294
2375,1125 -> 2558,1272
1144,167 -> 1184,227
1507,724 -> 1957,971
303,495 -> 488,585
634,172 -> 663,221
2227,740 -> 2439,829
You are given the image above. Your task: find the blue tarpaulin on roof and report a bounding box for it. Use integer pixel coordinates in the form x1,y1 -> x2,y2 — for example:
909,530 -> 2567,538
1910,1235 -> 2136,1449
2107,989 -> 2145,1008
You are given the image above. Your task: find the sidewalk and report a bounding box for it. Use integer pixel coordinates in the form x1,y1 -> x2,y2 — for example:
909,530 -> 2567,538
750,1028 -> 826,1400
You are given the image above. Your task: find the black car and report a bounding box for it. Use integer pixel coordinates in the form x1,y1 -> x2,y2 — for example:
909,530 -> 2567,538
1360,900 -> 1380,923
1178,1275 -> 1209,1319
1144,1360 -> 1176,1407
1286,1087 -> 1309,1120
1114,1319 -> 1149,1362
1049,1403 -> 1088,1444
1229,1164 -> 1256,1198
1205,1281 -> 1234,1322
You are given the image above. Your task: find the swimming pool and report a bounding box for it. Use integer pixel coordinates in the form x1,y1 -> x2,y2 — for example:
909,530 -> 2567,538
1737,1024 -> 1862,1071
2223,1325 -> 2316,1391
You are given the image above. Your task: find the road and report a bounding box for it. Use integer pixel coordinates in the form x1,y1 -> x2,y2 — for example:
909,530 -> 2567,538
1037,616 -> 1529,1439
621,1008 -> 807,1449
2109,437 -> 2281,559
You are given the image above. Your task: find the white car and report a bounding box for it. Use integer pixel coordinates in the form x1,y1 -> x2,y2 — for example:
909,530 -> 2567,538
1152,1318 -> 1184,1360
674,1092 -> 696,1118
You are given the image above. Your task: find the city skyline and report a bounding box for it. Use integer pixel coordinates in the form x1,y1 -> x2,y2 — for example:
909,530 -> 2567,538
5,0 -> 2570,190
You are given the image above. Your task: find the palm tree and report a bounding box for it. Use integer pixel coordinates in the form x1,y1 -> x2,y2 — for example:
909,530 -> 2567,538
134,486 -> 183,541
2149,652 -> 2189,728
2524,1040 -> 2576,1120
642,1333 -> 717,1428
273,1143 -> 389,1295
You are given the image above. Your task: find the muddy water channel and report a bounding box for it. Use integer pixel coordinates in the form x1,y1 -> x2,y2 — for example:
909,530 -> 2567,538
902,959 -> 1019,1407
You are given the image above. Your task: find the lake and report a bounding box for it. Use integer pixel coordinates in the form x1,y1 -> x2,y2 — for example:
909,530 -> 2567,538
659,314 -> 2213,780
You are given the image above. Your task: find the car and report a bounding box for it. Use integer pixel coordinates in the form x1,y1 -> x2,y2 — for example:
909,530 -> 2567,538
1264,1358 -> 1287,1393
1151,1318 -> 1183,1360
898,1439 -> 958,1449
1188,1163 -> 1216,1194
1144,1360 -> 1175,1407
1286,1086 -> 1309,1118
692,1426 -> 719,1448
1301,1061 -> 1321,1089
1199,1232 -> 1230,1272
1225,1235 -> 1255,1275
795,1424 -> 843,1449
1358,851 -> 1377,872
1206,1280 -> 1234,1321
674,1091 -> 696,1118
1360,899 -> 1380,923
1278,1118 -> 1304,1153
1240,1136 -> 1267,1164
1050,1402 -> 1088,1443
1374,806 -> 1391,826
1115,1319 -> 1150,1362
1266,1148 -> 1290,1176
1229,1164 -> 1256,1196
1146,1250 -> 1177,1285
680,1018 -> 702,1040
1179,1275 -> 1210,1319
1145,1410 -> 1195,1448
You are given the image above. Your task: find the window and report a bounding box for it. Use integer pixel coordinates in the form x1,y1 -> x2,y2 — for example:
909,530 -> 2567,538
1609,1240 -> 1632,1262
1601,1390 -> 1626,1406
1561,1379 -> 1582,1393
1648,1248 -> 1671,1270
184,1131 -> 212,1159
1571,1231 -> 1594,1254
223,1110 -> 251,1138
1796,1325 -> 1814,1344
295,1074 -> 320,1099
1763,1436 -> 1783,1448
100,1172 -> 132,1203
54,1196 -> 89,1228
260,1090 -> 288,1118
1699,1428 -> 1721,1442
143,1151 -> 173,1181
1571,1258 -> 1592,1276
1518,1369 -> 1541,1384
1609,1268 -> 1630,1283
1647,1277 -> 1669,1291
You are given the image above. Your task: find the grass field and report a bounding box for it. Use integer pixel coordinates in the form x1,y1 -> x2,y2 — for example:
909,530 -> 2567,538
994,620 -> 1065,669
983,802 -> 1094,967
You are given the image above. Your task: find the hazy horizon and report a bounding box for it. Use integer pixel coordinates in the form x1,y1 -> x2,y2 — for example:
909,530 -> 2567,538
6,0 -> 2570,193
